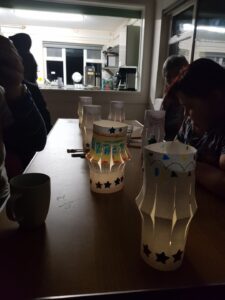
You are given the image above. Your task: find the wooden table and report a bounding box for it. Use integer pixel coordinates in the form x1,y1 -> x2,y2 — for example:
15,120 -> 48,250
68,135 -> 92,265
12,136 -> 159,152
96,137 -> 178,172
1,119 -> 225,299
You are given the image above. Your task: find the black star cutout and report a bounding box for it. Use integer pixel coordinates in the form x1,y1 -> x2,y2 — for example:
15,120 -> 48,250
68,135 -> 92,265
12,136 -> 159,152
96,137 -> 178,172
109,127 -> 116,134
156,252 -> 169,264
104,181 -> 111,188
171,171 -> 178,178
120,176 -> 124,182
96,182 -> 102,189
188,171 -> 192,177
119,128 -> 123,132
172,250 -> 183,263
114,178 -> 120,185
143,244 -> 151,257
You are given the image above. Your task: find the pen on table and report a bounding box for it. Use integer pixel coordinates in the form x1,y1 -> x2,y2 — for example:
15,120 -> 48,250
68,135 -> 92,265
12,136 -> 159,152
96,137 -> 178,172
71,153 -> 86,158
67,149 -> 84,153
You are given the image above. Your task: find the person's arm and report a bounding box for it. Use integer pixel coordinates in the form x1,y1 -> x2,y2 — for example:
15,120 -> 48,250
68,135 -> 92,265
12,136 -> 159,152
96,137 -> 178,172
196,154 -> 225,198
4,86 -> 47,153
24,81 -> 52,133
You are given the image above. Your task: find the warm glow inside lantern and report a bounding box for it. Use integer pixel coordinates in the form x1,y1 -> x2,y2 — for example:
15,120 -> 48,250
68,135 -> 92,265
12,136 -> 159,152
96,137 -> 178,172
136,141 -> 197,271
108,101 -> 125,122
86,120 -> 131,193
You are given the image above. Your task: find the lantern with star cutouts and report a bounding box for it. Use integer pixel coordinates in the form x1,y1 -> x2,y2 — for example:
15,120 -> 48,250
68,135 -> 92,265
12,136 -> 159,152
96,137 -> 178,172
136,140 -> 197,271
86,120 -> 131,193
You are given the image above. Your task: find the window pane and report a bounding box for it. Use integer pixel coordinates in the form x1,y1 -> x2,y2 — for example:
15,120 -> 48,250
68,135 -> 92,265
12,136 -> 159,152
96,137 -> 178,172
169,6 -> 194,60
171,7 -> 194,38
169,41 -> 190,60
47,47 -> 62,57
194,0 -> 225,65
66,48 -> 84,85
47,61 -> 63,81
87,49 -> 101,59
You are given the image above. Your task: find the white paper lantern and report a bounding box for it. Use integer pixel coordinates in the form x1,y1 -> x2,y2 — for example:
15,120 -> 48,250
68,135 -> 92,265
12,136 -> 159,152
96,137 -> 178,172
108,101 -> 125,122
136,141 -> 197,271
86,120 -> 131,194
82,105 -> 101,151
77,96 -> 92,126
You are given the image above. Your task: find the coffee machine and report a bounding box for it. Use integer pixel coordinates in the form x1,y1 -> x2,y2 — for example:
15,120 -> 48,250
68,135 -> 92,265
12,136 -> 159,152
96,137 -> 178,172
115,67 -> 137,91
85,63 -> 102,88
85,65 -> 95,86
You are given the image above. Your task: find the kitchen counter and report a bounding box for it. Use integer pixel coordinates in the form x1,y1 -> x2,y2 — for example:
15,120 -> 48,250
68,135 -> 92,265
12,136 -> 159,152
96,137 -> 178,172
39,84 -> 139,93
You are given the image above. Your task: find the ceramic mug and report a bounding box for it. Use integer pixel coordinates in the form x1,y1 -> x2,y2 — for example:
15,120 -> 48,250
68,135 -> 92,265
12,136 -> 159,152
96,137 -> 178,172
6,173 -> 51,230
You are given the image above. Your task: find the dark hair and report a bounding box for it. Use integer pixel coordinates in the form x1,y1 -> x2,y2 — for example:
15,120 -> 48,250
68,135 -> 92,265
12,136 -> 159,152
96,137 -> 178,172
168,58 -> 225,99
9,33 -> 32,53
162,55 -> 188,79
22,52 -> 38,83
9,33 -> 37,83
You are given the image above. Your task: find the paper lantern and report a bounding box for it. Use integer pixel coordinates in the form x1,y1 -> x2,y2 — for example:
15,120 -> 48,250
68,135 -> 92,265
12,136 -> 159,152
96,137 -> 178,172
142,110 -> 165,148
86,120 -> 131,193
77,96 -> 92,126
136,141 -> 197,271
81,105 -> 101,151
108,101 -> 125,122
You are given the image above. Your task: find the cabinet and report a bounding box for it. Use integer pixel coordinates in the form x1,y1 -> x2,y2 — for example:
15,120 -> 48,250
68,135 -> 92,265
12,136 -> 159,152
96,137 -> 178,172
119,25 -> 140,67
126,25 -> 140,66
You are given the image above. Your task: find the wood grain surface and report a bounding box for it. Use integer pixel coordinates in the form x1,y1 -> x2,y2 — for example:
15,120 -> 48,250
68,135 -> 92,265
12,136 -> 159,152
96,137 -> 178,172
0,119 -> 225,299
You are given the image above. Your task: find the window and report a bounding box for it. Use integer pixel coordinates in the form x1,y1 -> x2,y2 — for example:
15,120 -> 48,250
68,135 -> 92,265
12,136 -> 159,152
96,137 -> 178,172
0,3 -> 144,92
167,2 -> 196,62
47,47 -> 62,58
194,0 -> 225,64
87,49 -> 101,60
165,0 -> 225,66
44,44 -> 103,86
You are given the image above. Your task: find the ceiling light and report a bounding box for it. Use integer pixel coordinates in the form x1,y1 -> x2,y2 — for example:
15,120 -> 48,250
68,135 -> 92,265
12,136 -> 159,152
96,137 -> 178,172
14,9 -> 84,22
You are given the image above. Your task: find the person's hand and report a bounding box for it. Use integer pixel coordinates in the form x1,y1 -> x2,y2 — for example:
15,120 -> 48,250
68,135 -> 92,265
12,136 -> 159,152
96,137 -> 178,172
0,35 -> 24,102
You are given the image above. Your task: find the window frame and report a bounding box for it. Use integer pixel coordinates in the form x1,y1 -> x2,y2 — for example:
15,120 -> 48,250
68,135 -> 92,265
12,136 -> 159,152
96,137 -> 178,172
154,0 -> 198,98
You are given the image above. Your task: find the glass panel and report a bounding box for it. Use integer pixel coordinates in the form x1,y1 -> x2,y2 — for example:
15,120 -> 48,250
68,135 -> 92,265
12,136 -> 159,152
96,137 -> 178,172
169,6 -> 194,59
46,61 -> 63,81
169,40 -> 191,60
66,48 -> 83,85
87,49 -> 101,60
0,6 -> 143,91
171,7 -> 194,38
46,47 -> 62,57
194,0 -> 225,65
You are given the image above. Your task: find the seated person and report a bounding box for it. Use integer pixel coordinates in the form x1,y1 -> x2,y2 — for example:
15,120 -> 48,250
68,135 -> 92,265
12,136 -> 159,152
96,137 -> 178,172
169,58 -> 225,198
0,35 -> 47,178
162,55 -> 189,140
9,33 -> 52,133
